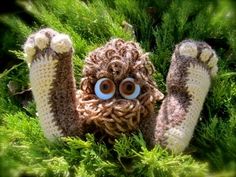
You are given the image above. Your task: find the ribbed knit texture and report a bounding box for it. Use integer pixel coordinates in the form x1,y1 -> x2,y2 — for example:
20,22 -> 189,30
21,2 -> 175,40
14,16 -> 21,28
30,55 -> 63,140
24,28 -> 84,140
24,29 -> 218,153
140,40 -> 218,153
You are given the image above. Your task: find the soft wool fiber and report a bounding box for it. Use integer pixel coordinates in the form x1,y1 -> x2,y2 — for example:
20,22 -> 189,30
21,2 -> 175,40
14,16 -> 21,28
24,28 -> 218,153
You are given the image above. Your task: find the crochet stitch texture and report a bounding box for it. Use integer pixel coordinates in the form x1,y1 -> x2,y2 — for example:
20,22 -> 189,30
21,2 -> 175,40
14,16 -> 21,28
24,28 -> 218,153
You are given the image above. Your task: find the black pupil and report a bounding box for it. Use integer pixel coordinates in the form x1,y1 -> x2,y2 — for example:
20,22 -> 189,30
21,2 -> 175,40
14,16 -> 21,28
102,83 -> 109,90
126,83 -> 133,91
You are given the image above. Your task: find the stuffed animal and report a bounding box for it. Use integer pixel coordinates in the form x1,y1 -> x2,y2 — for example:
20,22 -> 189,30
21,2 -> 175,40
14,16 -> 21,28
23,28 -> 218,153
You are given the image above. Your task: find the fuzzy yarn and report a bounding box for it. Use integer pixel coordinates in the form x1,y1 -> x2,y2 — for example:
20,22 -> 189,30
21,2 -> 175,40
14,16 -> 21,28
24,28 -> 218,153
78,38 -> 164,138
140,40 -> 218,153
24,28 -> 84,140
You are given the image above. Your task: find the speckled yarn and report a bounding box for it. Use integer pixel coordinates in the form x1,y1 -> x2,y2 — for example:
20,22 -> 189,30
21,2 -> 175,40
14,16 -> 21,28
24,28 -> 218,153
140,40 -> 218,153
24,28 -> 84,140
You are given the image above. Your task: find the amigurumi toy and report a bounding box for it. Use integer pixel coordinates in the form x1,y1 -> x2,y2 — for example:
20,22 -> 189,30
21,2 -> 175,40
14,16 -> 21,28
23,28 -> 218,153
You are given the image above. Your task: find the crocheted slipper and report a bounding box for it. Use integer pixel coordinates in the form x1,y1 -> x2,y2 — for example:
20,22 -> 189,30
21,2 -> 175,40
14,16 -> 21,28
140,40 -> 218,153
24,28 -> 84,140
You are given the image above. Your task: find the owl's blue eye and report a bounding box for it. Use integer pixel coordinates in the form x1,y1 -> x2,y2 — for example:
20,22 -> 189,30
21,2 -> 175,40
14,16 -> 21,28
95,78 -> 115,100
119,78 -> 140,99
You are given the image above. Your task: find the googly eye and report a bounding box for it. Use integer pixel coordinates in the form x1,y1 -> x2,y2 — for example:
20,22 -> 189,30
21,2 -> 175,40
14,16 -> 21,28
94,78 -> 115,100
119,78 -> 141,99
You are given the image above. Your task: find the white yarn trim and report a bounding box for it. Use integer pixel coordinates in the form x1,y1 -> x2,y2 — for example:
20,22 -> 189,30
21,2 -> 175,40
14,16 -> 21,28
200,48 -> 212,62
179,42 -> 198,58
50,34 -> 72,53
165,64 -> 210,153
208,54 -> 218,68
24,43 -> 36,63
30,55 -> 63,140
35,33 -> 49,50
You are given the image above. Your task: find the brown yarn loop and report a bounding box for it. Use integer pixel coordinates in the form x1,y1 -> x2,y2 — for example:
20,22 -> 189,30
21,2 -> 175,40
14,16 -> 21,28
107,60 -> 128,80
114,39 -> 125,50
105,49 -> 116,59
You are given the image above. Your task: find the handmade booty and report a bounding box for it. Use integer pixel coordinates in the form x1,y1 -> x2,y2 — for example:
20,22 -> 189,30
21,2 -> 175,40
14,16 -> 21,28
140,40 -> 218,153
24,28 -> 85,140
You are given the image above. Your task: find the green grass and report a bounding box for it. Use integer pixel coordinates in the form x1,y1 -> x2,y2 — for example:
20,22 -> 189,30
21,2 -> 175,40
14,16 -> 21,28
0,0 -> 236,176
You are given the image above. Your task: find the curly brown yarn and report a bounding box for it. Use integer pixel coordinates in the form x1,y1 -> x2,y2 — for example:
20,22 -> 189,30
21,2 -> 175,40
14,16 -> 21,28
76,38 -> 163,138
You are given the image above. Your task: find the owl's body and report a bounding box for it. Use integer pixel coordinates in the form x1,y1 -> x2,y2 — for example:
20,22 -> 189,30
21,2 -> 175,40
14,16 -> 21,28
24,28 -> 218,153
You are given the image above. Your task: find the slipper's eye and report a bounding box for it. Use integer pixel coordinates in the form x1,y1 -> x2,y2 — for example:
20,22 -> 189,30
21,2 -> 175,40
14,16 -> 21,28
119,78 -> 141,99
95,78 -> 115,100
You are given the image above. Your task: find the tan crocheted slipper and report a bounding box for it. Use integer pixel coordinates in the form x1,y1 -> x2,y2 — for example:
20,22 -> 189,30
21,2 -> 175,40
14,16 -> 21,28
24,28 -> 84,140
140,40 -> 218,153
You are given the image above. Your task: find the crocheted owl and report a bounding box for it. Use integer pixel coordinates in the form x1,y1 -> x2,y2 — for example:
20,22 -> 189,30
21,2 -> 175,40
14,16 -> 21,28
24,28 -> 218,153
